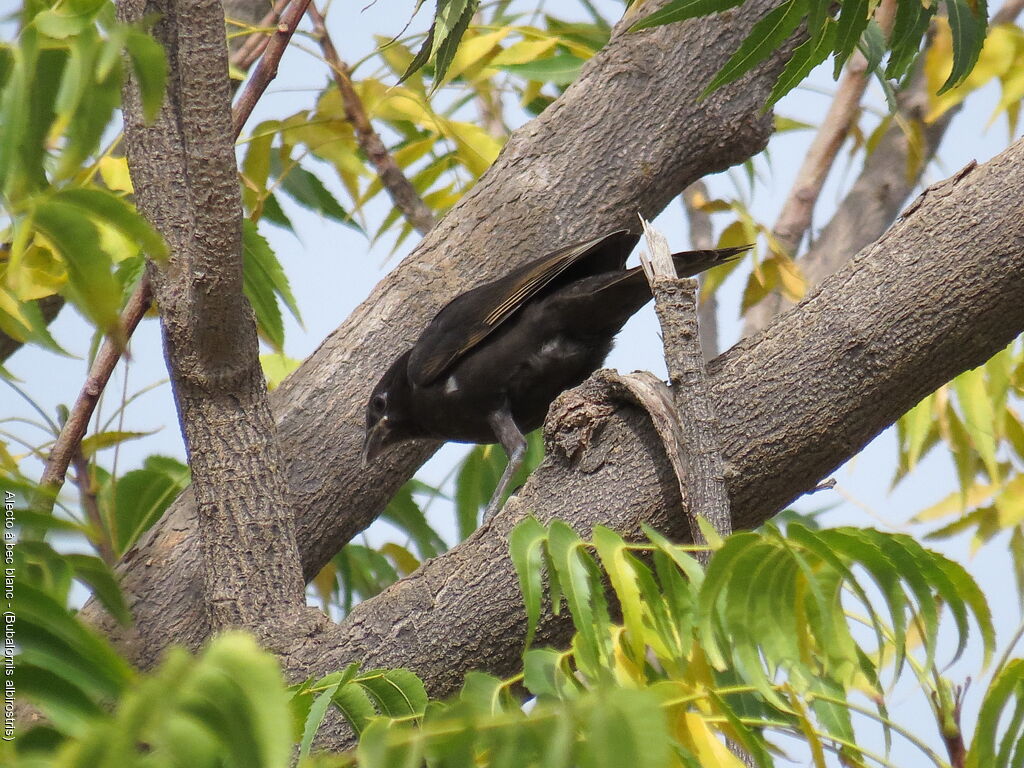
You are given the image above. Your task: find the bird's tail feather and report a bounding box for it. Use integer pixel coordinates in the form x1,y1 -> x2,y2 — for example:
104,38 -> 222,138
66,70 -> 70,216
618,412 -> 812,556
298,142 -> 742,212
671,244 -> 751,277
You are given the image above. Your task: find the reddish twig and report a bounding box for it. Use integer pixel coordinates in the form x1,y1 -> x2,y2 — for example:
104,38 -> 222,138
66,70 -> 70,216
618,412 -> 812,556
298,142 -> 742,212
71,449 -> 116,565
229,0 -> 292,71
307,2 -> 436,235
40,279 -> 152,491
232,0 -> 313,137
40,0 -> 309,498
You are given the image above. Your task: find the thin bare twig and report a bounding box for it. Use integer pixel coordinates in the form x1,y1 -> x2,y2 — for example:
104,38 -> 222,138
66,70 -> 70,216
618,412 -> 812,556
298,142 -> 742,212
40,0 -> 309,499
743,0 -> 897,337
233,0 -> 313,137
229,0 -> 292,71
743,0 -> 1024,337
39,280 -> 152,491
307,2 -> 436,235
72,450 -> 116,565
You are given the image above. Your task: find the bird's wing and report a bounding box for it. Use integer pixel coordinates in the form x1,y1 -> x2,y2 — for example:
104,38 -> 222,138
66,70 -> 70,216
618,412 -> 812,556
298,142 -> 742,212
407,230 -> 633,386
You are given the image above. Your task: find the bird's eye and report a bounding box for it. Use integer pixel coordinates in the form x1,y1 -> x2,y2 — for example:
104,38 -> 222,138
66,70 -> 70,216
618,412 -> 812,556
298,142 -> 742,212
370,394 -> 386,415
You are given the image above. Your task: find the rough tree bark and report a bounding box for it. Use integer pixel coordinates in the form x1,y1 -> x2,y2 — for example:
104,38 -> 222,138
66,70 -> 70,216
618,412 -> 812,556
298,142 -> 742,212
117,0 -> 310,636
85,0 -> 798,661
301,141 -> 1024,750
0,0 -> 272,364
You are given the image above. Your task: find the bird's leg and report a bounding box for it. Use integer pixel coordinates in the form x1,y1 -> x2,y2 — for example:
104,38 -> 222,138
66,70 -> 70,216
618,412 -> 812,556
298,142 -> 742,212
483,408 -> 527,521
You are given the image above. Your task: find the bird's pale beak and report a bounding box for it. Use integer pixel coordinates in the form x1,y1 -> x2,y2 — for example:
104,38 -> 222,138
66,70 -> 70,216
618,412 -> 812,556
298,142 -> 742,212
361,416 -> 392,467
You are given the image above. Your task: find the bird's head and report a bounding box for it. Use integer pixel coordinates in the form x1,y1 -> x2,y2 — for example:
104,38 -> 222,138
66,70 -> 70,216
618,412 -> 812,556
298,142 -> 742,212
362,350 -> 418,466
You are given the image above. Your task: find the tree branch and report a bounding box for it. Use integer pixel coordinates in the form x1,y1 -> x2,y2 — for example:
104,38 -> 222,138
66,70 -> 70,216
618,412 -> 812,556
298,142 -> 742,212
85,0 -> 799,659
71,450 -> 116,566
228,0 -> 292,70
39,0 -> 309,503
38,280 -> 152,493
638,220 -> 731,557
307,2 -> 435,235
300,140 -> 1024,751
117,0 -> 310,633
232,0 -> 313,137
743,0 -> 1024,335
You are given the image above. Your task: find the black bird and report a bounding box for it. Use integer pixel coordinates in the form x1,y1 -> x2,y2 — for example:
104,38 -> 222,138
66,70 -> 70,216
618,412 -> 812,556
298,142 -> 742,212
363,229 -> 748,519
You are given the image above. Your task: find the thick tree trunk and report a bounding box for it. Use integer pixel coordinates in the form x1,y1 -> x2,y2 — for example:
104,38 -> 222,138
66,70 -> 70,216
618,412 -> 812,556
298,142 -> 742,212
118,0 -> 309,635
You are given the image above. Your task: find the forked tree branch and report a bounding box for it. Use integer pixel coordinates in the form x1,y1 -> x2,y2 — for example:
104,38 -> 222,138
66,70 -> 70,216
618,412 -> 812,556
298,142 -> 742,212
304,140 -> 1024,750
0,0 -> 275,366
82,0 -> 795,662
232,0 -> 313,137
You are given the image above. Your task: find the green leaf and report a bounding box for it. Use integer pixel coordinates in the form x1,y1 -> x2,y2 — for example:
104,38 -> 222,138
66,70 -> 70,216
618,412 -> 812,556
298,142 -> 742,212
35,8 -> 94,38
703,0 -> 807,96
51,187 -> 168,260
832,0 -> 869,77
356,668 -> 428,718
968,659 -> 1024,768
14,663 -> 103,734
510,515 -> 549,650
259,351 -> 302,390
522,648 -> 567,699
332,681 -> 378,736
955,365 -> 1000,483
79,429 -> 153,458
902,393 -> 935,471
56,34 -> 120,181
13,581 -> 134,708
241,219 -> 300,351
64,554 -> 131,626
629,0 -> 741,32
859,19 -> 886,75
382,481 -> 449,559
261,192 -> 294,232
276,161 -> 359,230
592,526 -> 646,662
547,521 -> 602,675
400,23 -> 436,84
110,455 -> 189,554
123,29 -> 167,122
885,0 -> 934,81
177,632 -> 293,768
941,0 -> 988,94
430,0 -> 478,86
495,54 -> 585,86
299,678 -> 342,761
31,198 -> 121,331
455,445 -> 489,537
766,20 -> 836,107
581,689 -> 670,768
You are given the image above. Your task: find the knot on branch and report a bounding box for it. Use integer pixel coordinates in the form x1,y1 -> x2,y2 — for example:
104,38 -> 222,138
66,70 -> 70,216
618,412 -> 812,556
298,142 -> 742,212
544,372 -> 619,469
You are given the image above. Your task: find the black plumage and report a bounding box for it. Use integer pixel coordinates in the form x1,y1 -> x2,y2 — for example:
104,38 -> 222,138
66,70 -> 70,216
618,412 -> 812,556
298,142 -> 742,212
363,229 -> 748,519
